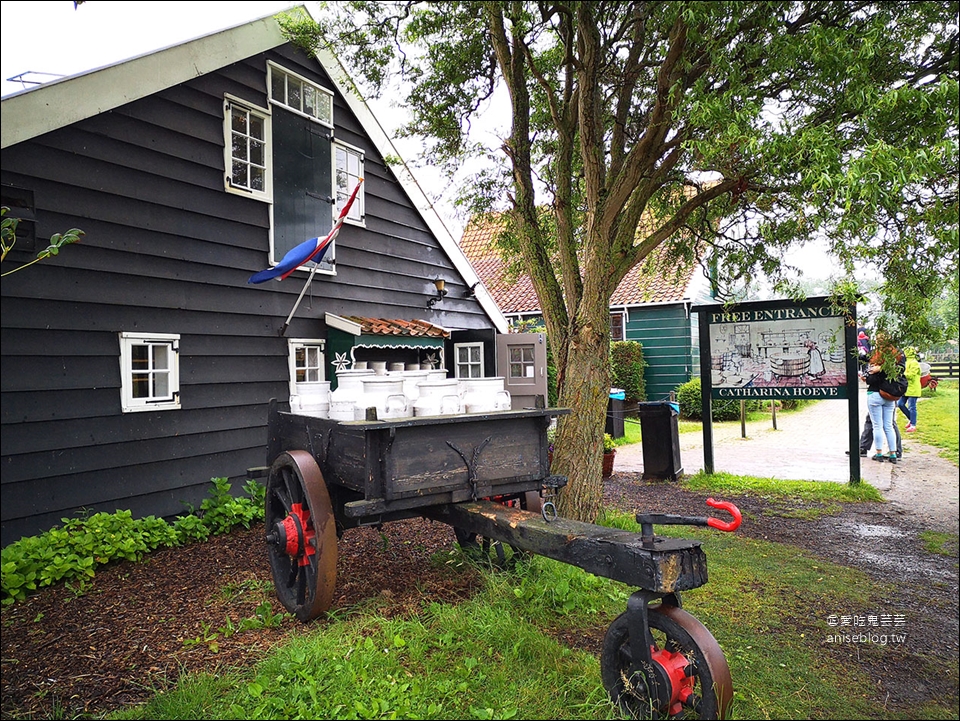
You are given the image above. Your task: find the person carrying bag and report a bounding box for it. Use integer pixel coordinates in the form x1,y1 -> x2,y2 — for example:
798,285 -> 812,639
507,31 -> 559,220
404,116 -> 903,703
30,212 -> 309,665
863,339 -> 905,463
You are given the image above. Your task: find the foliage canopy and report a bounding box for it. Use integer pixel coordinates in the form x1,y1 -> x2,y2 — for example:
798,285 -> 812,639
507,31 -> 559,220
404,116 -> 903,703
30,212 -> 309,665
287,1 -> 958,520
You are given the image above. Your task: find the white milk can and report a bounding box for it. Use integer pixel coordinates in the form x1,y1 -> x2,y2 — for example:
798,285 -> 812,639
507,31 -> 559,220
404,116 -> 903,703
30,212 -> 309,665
459,377 -> 511,413
413,379 -> 463,417
289,381 -> 330,418
392,369 -> 431,402
329,369 -> 374,421
355,376 -> 410,420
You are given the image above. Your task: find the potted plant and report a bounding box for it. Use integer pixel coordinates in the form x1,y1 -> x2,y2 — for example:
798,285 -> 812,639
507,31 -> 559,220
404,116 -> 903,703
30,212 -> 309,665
602,433 -> 616,478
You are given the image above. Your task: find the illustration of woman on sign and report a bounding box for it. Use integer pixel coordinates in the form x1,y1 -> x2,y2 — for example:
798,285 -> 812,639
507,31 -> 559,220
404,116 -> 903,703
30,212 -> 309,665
804,339 -> 825,378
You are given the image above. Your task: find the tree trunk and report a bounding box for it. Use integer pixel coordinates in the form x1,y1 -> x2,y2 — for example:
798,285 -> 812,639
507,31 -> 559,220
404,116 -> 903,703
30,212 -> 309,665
552,322 -> 610,523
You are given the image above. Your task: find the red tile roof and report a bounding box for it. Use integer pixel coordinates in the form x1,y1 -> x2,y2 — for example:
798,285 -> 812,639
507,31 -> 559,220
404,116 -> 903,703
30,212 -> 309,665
343,316 -> 450,338
458,214 -> 702,314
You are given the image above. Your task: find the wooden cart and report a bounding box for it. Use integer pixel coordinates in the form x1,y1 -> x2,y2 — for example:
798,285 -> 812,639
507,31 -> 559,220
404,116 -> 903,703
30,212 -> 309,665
256,399 -> 741,719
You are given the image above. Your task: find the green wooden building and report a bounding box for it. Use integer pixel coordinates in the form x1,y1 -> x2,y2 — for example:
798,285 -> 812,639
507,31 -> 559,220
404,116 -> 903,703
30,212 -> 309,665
459,216 -> 715,401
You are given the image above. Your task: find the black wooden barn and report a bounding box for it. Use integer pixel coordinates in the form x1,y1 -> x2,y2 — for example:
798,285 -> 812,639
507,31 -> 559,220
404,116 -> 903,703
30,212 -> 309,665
0,8 -> 513,546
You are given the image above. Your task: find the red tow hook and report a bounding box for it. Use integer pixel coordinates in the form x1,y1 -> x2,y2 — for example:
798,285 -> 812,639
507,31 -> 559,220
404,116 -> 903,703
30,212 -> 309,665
705,498 -> 742,532
635,498 -> 742,545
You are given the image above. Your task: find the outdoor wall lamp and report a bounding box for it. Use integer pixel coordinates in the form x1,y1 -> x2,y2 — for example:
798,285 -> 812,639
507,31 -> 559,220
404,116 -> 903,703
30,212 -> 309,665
427,278 -> 448,308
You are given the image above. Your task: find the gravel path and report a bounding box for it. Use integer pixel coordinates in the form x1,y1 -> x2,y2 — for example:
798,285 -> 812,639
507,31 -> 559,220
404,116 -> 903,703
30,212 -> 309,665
615,389 -> 959,532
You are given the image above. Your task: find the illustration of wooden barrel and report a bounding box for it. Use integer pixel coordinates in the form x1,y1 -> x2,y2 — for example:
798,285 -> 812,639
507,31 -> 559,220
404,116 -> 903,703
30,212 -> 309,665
770,353 -> 810,377
711,353 -> 724,370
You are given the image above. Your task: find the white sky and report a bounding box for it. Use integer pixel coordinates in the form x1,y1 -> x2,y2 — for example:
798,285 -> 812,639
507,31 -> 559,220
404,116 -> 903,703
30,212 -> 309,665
1,1 -> 298,95
0,0 -> 473,234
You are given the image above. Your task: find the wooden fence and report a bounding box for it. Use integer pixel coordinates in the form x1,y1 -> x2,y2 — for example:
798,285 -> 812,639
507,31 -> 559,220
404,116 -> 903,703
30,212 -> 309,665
928,361 -> 959,380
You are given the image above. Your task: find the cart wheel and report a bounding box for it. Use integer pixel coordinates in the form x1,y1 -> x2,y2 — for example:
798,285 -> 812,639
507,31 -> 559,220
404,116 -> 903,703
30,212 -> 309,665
600,604 -> 732,720
264,450 -> 338,622
453,527 -> 530,569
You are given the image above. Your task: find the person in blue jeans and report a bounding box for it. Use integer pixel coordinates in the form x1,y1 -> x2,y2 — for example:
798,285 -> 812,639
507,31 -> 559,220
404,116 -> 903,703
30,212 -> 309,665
863,343 -> 902,463
858,413 -> 901,457
897,347 -> 922,432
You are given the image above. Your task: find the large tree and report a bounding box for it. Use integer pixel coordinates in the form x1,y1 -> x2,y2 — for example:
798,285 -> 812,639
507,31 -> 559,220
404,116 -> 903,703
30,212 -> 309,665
285,1 -> 958,522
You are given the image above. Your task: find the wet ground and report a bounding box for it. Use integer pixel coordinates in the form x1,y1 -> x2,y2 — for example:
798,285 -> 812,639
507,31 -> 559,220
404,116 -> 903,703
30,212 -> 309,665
615,387 -> 959,533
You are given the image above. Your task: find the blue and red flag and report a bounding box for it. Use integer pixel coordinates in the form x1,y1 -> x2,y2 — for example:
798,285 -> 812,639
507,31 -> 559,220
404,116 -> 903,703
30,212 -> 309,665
248,177 -> 364,284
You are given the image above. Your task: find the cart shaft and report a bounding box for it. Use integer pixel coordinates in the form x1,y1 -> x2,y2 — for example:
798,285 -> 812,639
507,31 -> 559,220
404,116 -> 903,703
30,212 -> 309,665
424,500 -> 708,593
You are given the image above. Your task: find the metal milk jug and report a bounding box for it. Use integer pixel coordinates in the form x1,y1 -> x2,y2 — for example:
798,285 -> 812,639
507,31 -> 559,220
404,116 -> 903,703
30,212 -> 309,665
329,369 -> 374,421
290,381 -> 330,418
355,376 -> 410,420
459,377 -> 511,413
412,379 -> 462,417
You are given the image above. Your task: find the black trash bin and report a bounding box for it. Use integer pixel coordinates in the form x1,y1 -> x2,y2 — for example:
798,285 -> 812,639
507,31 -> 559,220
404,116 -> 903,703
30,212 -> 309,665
637,401 -> 683,481
606,388 -> 625,439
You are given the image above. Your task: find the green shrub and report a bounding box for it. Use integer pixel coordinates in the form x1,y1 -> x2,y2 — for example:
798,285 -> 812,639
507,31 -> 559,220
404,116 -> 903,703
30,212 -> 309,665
546,340 -> 558,408
197,477 -> 265,534
1,477 -> 265,605
675,377 -> 762,421
610,340 -> 647,403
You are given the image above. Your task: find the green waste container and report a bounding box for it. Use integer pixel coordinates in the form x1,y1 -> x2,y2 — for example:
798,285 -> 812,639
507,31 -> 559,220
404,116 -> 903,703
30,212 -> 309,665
637,401 -> 683,481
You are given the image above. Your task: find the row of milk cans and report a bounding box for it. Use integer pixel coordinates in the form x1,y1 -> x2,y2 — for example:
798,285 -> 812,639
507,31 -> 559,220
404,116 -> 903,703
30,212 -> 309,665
289,368 -> 512,420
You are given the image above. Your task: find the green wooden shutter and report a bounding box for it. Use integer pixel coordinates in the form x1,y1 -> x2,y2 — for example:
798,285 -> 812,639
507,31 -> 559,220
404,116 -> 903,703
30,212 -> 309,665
272,107 -> 334,271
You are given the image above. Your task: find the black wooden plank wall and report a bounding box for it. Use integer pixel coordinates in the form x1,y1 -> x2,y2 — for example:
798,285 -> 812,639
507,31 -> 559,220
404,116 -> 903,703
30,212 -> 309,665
0,43 -> 494,545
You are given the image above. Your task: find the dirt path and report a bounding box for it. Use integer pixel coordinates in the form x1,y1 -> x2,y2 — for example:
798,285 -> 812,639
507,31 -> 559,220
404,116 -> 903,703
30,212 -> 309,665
615,391 -> 959,532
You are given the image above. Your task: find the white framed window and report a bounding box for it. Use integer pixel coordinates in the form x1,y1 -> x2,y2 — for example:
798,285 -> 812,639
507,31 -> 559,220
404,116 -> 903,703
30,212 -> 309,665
119,332 -> 180,413
288,339 -> 326,396
268,62 -> 333,127
334,141 -> 365,224
509,344 -> 536,379
455,342 -> 484,378
223,95 -> 271,201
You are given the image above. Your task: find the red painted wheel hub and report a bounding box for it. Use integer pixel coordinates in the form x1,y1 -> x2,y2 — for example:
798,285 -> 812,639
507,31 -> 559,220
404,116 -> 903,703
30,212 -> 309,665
652,646 -> 695,715
281,502 -> 316,566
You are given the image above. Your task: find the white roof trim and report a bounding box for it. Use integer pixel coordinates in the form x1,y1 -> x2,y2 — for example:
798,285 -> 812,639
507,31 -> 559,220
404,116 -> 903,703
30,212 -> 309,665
1,14 -> 286,149
325,313 -> 363,336
1,5 -> 508,334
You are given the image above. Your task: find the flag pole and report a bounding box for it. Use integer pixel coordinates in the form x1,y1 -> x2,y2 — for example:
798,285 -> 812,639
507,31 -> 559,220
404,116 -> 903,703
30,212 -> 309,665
278,263 -> 322,337
275,177 -> 363,337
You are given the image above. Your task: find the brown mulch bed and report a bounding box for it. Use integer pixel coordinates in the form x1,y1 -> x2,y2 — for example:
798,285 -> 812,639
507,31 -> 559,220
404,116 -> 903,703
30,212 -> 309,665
2,474 -> 957,719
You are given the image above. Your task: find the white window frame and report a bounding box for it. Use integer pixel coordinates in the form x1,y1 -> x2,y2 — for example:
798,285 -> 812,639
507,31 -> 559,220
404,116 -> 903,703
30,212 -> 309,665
287,339 -> 327,397
454,342 -> 485,379
334,140 -> 365,225
119,332 -> 180,413
223,94 -> 272,202
267,62 -> 334,128
508,344 -> 537,379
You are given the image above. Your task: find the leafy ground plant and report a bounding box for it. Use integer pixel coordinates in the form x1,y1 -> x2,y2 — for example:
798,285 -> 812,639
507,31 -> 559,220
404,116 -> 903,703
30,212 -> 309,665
1,478 -> 265,604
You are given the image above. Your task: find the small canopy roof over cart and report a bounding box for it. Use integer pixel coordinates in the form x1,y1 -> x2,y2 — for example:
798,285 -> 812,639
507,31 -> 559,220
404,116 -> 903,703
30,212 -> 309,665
325,313 -> 449,385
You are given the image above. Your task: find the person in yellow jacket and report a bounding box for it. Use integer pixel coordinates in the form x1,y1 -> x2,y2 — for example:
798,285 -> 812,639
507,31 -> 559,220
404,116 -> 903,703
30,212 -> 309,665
897,347 -> 922,432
